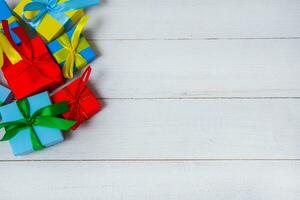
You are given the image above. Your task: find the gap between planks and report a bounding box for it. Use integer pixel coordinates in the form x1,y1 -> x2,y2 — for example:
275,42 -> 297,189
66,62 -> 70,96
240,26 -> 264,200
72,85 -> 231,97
87,37 -> 300,41
97,97 -> 300,100
1,159 -> 300,162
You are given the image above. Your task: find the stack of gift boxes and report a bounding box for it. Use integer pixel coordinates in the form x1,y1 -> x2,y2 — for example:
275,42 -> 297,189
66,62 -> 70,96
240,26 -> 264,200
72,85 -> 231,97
0,0 -> 102,156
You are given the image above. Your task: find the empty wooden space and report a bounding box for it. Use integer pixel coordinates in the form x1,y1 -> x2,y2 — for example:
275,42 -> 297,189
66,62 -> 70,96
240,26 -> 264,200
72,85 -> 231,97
1,161 -> 300,200
0,0 -> 299,199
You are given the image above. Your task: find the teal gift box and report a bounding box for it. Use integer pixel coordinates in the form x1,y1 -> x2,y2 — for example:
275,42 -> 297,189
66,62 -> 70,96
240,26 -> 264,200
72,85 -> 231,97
0,84 -> 11,106
0,0 -> 21,44
0,91 -> 76,156
47,16 -> 96,79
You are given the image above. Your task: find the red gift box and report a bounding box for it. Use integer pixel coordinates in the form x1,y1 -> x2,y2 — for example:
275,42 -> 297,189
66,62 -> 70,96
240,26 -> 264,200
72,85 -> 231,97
1,20 -> 63,100
51,66 -> 101,130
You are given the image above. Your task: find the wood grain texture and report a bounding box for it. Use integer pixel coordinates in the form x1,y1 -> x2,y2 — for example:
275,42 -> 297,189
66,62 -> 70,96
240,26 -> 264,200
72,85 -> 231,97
1,1 -> 300,199
0,161 -> 299,200
3,39 -> 300,98
90,39 -> 300,98
84,0 -> 300,39
1,99 -> 300,160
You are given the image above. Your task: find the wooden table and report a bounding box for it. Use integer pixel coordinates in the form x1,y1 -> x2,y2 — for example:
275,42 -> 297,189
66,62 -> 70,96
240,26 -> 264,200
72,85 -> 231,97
1,0 -> 300,199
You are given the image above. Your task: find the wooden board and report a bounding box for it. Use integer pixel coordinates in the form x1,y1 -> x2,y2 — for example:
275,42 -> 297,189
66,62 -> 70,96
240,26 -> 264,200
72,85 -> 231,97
1,99 -> 300,160
1,0 -> 300,199
89,39 -> 300,98
0,161 -> 299,200
85,0 -> 300,39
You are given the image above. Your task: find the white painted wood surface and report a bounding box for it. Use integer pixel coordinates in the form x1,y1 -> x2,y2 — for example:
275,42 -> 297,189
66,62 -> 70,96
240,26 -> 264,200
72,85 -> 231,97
1,161 -> 300,200
89,39 -> 300,98
1,0 -> 300,199
1,99 -> 300,160
85,0 -> 300,39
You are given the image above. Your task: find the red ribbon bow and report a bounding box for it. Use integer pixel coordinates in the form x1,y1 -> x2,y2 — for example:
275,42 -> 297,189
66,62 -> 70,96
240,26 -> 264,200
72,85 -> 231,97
64,66 -> 93,125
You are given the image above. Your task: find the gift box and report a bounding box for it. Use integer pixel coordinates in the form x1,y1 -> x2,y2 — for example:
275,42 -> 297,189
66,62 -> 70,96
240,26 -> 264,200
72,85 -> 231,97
0,20 -> 63,100
14,0 -> 100,42
0,0 -> 21,44
0,91 -> 76,156
52,66 -> 101,130
48,16 -> 96,79
0,84 -> 11,106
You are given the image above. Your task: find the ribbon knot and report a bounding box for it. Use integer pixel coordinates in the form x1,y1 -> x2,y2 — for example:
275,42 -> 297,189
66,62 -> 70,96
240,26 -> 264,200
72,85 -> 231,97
0,98 -> 76,151
25,117 -> 35,126
58,16 -> 90,79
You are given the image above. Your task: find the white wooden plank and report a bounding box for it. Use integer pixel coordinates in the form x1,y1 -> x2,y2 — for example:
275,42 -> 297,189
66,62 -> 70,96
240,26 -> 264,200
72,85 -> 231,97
6,0 -> 300,39
2,39 -> 300,98
84,0 -> 300,39
1,99 -> 300,160
0,161 -> 299,200
90,39 -> 300,98
3,2 -> 300,98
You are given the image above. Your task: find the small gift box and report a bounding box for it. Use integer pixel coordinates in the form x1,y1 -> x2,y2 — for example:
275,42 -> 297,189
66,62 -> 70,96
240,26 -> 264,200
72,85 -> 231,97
52,66 -> 101,130
14,0 -> 100,42
48,16 -> 96,79
0,20 -> 63,100
0,0 -> 21,44
0,84 -> 11,106
0,92 -> 76,156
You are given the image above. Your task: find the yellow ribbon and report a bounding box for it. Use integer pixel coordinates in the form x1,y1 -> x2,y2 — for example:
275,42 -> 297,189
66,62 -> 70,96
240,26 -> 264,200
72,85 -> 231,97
56,16 -> 90,79
0,16 -> 17,29
0,32 -> 22,69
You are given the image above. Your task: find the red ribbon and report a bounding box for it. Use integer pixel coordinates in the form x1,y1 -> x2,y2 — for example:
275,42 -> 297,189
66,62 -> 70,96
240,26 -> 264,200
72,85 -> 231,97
64,66 -> 92,124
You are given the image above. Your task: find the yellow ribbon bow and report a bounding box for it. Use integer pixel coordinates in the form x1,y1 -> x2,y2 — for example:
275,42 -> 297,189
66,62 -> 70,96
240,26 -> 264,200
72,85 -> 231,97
56,16 -> 90,79
0,32 -> 22,69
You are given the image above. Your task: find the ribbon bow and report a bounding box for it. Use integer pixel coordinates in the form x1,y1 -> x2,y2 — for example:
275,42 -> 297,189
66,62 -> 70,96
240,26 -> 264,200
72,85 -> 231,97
0,99 -> 76,151
23,0 -> 100,28
0,31 -> 22,69
60,66 -> 93,129
69,66 -> 92,119
58,16 -> 90,79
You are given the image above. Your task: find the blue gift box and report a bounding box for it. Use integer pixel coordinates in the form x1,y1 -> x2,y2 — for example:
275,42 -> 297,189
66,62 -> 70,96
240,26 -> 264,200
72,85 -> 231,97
0,84 -> 11,105
0,92 -> 64,156
47,22 -> 96,76
0,0 -> 21,44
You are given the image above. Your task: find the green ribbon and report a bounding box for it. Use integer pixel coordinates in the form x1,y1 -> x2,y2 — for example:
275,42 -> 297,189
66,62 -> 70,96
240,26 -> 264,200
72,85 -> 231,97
0,99 -> 76,151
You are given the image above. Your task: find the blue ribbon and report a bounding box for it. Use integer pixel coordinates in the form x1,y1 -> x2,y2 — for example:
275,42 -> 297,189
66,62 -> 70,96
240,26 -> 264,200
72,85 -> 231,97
22,0 -> 100,29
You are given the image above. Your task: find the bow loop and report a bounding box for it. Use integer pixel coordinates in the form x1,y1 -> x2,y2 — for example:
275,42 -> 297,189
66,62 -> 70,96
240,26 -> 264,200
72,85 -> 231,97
17,98 -> 31,119
23,0 -> 61,25
22,0 -> 100,30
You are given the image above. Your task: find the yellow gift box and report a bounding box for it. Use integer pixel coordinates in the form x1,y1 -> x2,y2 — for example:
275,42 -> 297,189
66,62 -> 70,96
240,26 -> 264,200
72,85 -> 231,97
14,0 -> 84,42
